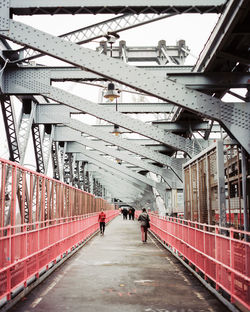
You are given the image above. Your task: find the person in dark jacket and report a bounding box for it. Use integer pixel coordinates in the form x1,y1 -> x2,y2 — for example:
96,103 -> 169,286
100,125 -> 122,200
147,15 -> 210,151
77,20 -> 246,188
128,208 -> 132,220
98,209 -> 106,235
138,208 -> 150,242
131,207 -> 135,220
122,208 -> 128,220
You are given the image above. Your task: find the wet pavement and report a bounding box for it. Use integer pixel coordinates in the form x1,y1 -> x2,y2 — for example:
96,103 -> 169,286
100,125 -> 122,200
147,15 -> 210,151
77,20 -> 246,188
9,215 -> 229,312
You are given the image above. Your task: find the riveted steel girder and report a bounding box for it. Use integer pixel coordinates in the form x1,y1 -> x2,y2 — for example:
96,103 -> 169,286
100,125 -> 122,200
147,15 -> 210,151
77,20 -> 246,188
60,118 -> 184,179
54,125 -> 174,187
16,14 -> 173,63
48,88 -> 202,157
1,20 -> 249,153
75,152 -> 148,192
9,1 -> 226,15
18,102 -> 36,164
9,67 -> 250,91
36,106 -> 184,179
31,124 -> 45,173
69,142 -> 166,192
3,67 -> 202,156
0,95 -> 20,162
89,167 -> 144,199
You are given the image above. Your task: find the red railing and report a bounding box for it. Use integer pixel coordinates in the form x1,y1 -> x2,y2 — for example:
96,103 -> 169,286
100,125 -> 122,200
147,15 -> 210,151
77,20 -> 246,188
0,211 -> 119,301
0,158 -> 119,302
143,213 -> 250,311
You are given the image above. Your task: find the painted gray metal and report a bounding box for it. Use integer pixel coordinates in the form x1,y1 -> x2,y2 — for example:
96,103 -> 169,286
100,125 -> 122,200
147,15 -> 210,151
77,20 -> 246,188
0,0 -> 9,30
2,68 -> 202,155
1,96 -> 20,162
1,20 -> 248,153
97,40 -> 188,64
18,102 -> 36,164
216,141 -> 226,227
49,87 -> 202,157
68,142 -> 166,191
75,152 -> 148,192
64,119 -> 184,178
54,125 -> 173,187
16,14 -> 173,63
96,103 -> 174,113
36,107 -> 184,179
11,67 -> 250,90
9,1 -> 226,15
89,167 -> 143,198
42,131 -> 53,174
3,68 -> 202,156
194,0 -> 243,72
3,67 -> 50,95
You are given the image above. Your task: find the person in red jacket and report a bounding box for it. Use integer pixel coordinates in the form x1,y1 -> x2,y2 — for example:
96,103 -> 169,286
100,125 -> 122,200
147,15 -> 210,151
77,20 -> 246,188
98,209 -> 106,235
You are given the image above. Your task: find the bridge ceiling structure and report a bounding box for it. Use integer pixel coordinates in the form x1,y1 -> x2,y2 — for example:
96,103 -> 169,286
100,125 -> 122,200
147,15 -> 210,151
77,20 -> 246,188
0,0 -> 249,208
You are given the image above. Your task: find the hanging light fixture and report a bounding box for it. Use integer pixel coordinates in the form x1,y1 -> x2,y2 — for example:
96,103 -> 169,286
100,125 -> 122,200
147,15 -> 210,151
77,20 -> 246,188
104,82 -> 120,102
115,147 -> 122,165
111,124 -> 122,136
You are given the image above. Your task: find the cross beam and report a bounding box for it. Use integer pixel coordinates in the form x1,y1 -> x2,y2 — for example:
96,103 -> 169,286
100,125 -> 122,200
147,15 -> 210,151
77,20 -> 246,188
1,20 -> 249,153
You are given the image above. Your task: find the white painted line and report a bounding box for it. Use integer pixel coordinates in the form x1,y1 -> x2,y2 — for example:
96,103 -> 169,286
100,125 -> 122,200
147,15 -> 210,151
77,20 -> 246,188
194,291 -> 205,300
149,235 -> 163,252
30,297 -> 42,308
40,281 -> 58,297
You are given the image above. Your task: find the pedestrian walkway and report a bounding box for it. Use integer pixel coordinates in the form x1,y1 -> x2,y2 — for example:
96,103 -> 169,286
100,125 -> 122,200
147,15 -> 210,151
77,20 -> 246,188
9,215 -> 229,312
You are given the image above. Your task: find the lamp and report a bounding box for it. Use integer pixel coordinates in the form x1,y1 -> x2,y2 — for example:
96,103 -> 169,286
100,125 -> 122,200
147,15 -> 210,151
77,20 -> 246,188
115,146 -> 122,164
104,82 -> 120,102
112,124 -> 122,136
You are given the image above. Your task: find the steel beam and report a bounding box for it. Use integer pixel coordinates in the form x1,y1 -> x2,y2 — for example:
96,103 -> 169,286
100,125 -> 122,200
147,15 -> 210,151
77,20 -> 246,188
89,167 -> 143,199
1,20 -> 249,153
194,0 -> 247,72
97,40 -> 188,65
96,103 -> 174,113
58,119 -> 184,179
10,67 -> 250,90
3,69 -> 202,156
31,124 -> 45,173
54,125 -> 174,187
69,142 -> 166,191
16,14 -> 173,63
51,141 -> 60,180
75,153 -> 148,193
18,100 -> 36,164
2,69 -> 202,155
50,88 -> 202,156
9,1 -> 226,15
0,95 -> 20,162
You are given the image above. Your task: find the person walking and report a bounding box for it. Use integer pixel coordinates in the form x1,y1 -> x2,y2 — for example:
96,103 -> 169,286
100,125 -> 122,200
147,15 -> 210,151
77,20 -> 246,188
131,207 -> 135,220
98,209 -> 106,235
128,208 -> 132,220
122,208 -> 128,220
138,208 -> 150,242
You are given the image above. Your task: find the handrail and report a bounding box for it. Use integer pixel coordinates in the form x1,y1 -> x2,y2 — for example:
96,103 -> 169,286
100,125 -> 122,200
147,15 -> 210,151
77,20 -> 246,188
143,212 -> 250,311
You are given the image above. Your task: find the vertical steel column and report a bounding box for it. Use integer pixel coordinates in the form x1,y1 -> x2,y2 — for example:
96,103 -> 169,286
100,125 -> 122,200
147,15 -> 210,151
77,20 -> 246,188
31,124 -> 45,173
241,147 -> 249,235
84,171 -> 90,193
18,99 -> 36,164
0,96 -> 20,162
196,161 -> 200,223
216,141 -> 226,227
51,141 -> 60,180
205,155 -> 211,225
63,152 -> 73,185
42,125 -> 54,174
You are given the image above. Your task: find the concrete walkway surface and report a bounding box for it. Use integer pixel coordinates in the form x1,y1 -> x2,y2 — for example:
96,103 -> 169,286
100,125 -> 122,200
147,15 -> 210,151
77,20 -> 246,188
9,215 -> 229,312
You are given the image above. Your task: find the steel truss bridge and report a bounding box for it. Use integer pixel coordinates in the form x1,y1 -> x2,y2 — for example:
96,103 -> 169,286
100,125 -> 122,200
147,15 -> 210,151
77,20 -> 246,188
0,0 -> 250,226
0,1 -> 250,310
